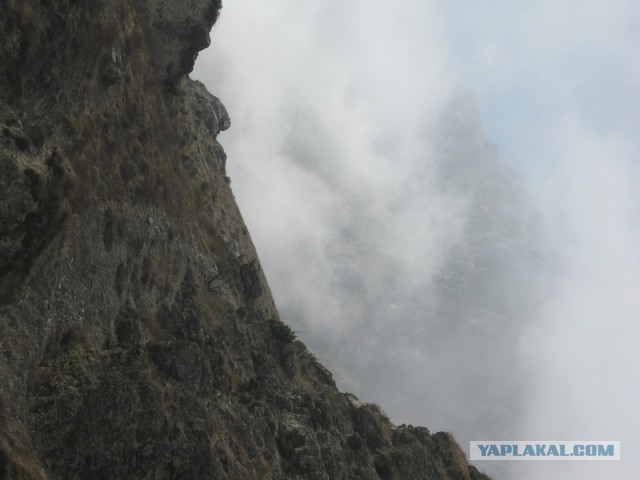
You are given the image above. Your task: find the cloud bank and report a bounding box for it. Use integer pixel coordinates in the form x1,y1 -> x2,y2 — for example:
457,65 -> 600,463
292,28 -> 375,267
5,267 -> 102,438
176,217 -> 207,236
194,1 -> 640,478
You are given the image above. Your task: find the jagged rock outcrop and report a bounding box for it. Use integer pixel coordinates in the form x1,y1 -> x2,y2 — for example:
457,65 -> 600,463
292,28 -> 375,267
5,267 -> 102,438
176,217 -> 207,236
0,1 -> 490,479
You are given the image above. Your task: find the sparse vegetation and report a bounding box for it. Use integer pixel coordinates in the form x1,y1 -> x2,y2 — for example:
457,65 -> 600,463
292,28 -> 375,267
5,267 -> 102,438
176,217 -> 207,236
269,317 -> 296,343
0,1 -> 490,479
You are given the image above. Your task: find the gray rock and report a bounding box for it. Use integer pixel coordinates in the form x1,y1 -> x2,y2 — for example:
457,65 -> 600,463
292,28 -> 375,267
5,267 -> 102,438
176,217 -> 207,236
134,0 -> 222,85
0,2 -> 490,479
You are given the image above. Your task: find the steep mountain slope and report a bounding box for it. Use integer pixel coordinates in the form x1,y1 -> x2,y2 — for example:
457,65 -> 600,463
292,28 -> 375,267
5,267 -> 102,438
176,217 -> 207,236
217,76 -> 543,460
0,1 -> 489,479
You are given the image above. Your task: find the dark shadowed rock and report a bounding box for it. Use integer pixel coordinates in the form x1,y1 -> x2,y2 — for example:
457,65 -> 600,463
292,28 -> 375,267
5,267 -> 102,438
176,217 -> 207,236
134,0 -> 222,85
0,1 -> 490,479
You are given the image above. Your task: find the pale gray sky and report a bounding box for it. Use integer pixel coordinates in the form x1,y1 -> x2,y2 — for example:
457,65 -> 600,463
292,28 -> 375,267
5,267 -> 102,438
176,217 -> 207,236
194,2 -> 640,478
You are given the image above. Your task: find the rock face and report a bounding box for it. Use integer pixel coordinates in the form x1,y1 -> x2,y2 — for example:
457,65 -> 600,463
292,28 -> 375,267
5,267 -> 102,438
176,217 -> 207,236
0,1 -> 490,479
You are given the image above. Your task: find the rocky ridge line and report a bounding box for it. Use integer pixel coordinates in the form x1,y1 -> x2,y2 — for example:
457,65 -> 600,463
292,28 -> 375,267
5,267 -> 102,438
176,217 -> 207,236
0,1 -> 490,478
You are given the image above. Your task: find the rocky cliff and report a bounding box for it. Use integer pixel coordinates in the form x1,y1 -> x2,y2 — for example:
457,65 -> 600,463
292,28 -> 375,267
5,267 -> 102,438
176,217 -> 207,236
0,1 -> 490,479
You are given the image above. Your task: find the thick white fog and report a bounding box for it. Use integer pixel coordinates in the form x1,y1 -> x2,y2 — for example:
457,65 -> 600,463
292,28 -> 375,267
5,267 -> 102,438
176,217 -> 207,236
193,1 -> 640,478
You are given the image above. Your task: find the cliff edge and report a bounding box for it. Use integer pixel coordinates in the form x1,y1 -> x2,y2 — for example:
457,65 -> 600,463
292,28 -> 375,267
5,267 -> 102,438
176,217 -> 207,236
0,1 -> 489,478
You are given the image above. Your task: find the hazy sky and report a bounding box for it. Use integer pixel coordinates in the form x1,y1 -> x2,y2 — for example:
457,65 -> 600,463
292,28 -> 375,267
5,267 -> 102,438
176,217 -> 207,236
194,2 -> 640,478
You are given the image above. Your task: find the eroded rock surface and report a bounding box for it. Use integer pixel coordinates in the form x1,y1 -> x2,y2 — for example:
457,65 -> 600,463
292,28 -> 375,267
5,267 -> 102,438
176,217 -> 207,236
0,1 -> 490,478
